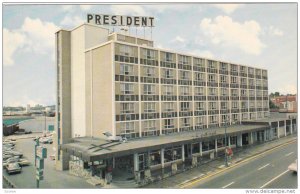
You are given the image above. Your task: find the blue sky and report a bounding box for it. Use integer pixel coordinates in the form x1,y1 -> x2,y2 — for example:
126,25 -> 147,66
3,3 -> 297,106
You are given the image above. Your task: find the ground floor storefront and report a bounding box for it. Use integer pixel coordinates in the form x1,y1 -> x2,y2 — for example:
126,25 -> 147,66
58,117 -> 297,186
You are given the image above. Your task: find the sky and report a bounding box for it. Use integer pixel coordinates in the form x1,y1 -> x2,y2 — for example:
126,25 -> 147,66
2,3 -> 297,107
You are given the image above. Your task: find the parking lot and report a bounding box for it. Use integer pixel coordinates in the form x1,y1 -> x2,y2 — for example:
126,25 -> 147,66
3,136 -> 94,188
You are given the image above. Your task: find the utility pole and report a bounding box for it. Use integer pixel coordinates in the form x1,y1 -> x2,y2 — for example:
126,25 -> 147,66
224,121 -> 228,167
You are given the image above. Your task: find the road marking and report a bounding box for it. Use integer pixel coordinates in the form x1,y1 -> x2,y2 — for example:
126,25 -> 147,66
222,181 -> 235,188
179,139 -> 296,188
257,163 -> 270,171
285,152 -> 294,156
260,169 -> 290,188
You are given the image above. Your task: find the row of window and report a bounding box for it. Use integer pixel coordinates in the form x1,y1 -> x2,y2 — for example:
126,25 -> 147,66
119,83 -> 268,96
119,101 -> 269,114
117,63 -> 268,85
116,44 -> 267,77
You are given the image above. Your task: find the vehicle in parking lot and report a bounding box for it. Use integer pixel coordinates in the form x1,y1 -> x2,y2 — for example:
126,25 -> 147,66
18,159 -> 30,166
6,163 -> 22,175
288,159 -> 297,173
4,150 -> 23,158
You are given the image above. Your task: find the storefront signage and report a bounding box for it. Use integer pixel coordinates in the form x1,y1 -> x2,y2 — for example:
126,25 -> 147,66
87,14 -> 154,27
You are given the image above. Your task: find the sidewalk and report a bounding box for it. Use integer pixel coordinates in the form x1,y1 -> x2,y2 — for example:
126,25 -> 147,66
142,134 -> 297,188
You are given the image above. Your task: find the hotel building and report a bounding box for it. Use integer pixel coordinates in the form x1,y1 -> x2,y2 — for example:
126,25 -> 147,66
55,23 -> 272,170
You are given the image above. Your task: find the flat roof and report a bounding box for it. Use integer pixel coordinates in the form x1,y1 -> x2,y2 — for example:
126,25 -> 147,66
61,124 -> 268,162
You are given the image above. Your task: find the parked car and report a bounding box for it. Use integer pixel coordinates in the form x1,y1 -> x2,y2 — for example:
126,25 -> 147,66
288,159 -> 297,173
4,150 -> 23,158
3,154 -> 14,161
6,163 -> 22,175
18,159 -> 30,166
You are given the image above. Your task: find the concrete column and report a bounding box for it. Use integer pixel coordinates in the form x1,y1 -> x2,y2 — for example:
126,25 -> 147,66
249,132 -> 253,144
133,153 -> 139,172
284,120 -> 287,137
182,144 -> 185,162
228,136 -> 231,147
199,142 -> 202,156
190,144 -> 193,156
161,148 -> 165,168
112,157 -> 115,169
277,121 -> 280,139
264,130 -> 267,141
215,139 -> 218,152
237,134 -> 242,147
290,119 -> 293,134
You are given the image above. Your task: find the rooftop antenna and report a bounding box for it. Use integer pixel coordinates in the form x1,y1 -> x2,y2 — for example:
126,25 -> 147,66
151,27 -> 153,40
143,27 -> 145,39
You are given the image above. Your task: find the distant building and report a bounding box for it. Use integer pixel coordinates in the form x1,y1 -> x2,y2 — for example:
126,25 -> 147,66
26,104 -> 30,113
271,95 -> 297,113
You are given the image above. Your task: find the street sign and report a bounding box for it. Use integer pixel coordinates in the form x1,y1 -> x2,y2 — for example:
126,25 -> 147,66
36,146 -> 47,158
36,158 -> 44,169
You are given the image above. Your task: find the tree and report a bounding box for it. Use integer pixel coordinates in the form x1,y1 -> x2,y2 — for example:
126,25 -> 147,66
269,100 -> 278,109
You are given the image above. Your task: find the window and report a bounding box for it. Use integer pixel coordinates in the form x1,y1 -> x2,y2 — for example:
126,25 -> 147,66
220,88 -> 228,96
163,85 -> 173,95
232,114 -> 239,121
119,44 -> 133,56
231,76 -> 238,84
144,102 -> 155,113
249,90 -> 255,97
256,80 -> 261,86
165,52 -> 173,62
196,102 -> 205,111
194,58 -> 205,67
209,102 -> 217,110
120,64 -> 133,75
241,89 -> 247,96
220,75 -> 227,83
120,122 -> 134,134
250,101 -> 255,108
242,102 -> 248,109
221,115 -> 228,122
164,102 -> 174,112
164,69 -> 173,78
209,88 -> 217,96
121,103 -> 134,114
231,89 -> 238,97
208,60 -> 216,69
231,64 -> 238,72
241,78 -> 247,85
195,87 -> 204,95
179,55 -> 189,64
180,86 -> 189,96
208,74 -> 216,82
117,34 -> 126,41
146,49 -> 155,59
196,117 -> 204,126
145,120 -> 156,131
164,119 -> 174,129
232,102 -> 238,109
195,73 -> 205,81
249,79 -> 255,86
120,83 -> 134,94
180,102 -> 190,111
209,115 -> 217,123
144,67 -> 155,77
182,118 -> 190,127
180,71 -> 189,80
143,84 -> 155,95
221,102 -> 228,110
220,62 -> 227,70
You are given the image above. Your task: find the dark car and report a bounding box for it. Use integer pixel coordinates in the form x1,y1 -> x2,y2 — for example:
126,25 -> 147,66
6,163 -> 22,175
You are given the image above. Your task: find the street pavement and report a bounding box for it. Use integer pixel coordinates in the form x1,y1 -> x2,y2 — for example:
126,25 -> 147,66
144,134 -> 297,189
188,141 -> 297,188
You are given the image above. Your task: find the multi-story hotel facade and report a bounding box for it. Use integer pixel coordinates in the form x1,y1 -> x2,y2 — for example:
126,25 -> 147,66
55,23 -> 299,186
56,23 -> 269,139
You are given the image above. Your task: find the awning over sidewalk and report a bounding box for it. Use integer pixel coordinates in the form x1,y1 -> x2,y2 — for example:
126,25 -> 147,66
60,124 -> 269,162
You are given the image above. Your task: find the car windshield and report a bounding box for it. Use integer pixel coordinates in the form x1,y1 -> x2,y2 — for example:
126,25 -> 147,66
9,163 -> 19,168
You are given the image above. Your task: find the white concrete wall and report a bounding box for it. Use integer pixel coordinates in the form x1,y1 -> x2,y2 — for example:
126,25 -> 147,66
19,117 -> 55,132
70,24 -> 109,138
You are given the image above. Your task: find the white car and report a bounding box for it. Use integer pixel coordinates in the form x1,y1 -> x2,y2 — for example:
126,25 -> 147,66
288,159 -> 297,173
